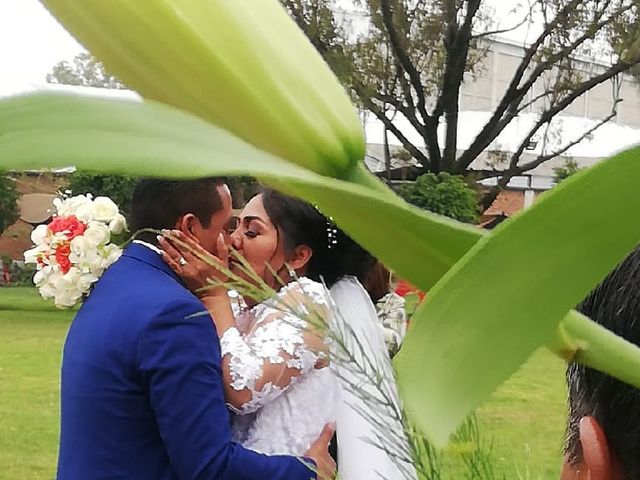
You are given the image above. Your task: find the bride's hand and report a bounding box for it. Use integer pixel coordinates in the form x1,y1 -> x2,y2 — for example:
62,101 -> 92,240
159,230 -> 229,298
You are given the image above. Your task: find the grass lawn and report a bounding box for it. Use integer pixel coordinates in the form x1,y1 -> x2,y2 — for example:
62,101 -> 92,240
0,288 -> 71,480
0,287 -> 65,312
0,288 -> 567,479
474,349 -> 566,479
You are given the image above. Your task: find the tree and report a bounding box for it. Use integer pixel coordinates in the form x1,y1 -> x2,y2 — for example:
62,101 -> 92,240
282,0 -> 640,209
0,172 -> 19,235
553,157 -> 582,183
224,177 -> 261,208
398,172 -> 479,223
66,173 -> 137,217
46,51 -> 125,89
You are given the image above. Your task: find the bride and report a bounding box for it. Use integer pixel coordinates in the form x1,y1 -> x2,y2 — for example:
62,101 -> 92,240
161,188 -> 416,479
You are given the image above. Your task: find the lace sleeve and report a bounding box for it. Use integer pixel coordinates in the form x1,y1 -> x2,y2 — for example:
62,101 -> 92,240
220,278 -> 330,414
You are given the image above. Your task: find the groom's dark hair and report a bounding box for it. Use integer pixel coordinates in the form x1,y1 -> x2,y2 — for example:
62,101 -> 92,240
130,177 -> 224,244
565,246 -> 640,478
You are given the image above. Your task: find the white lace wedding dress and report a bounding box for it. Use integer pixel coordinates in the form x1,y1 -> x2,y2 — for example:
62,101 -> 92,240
222,277 -> 339,455
223,276 -> 417,480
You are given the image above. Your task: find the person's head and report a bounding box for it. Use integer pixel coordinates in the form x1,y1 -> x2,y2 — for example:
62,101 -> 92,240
130,177 -> 232,255
229,188 -> 375,291
361,262 -> 392,304
562,247 -> 640,480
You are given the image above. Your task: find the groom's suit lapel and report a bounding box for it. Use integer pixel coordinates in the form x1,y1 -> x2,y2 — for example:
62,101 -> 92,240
122,242 -> 180,283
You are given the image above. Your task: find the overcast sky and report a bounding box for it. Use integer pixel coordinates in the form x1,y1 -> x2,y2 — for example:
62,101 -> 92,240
0,0 -> 82,93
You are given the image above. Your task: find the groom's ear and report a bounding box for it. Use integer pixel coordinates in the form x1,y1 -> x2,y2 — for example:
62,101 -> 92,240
561,416 -> 613,480
175,213 -> 199,241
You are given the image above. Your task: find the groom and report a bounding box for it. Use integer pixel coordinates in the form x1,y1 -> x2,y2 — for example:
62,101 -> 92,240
57,177 -> 334,480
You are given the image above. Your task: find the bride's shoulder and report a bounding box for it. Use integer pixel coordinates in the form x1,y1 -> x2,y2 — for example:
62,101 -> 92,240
279,277 -> 329,305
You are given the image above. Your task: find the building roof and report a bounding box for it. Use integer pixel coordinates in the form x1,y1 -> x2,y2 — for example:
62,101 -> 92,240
364,111 -> 640,177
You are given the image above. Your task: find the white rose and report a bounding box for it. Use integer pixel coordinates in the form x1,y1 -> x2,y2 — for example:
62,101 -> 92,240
24,245 -> 46,264
78,272 -> 99,291
56,195 -> 92,218
40,282 -> 57,300
92,197 -> 120,223
53,267 -> 88,308
75,203 -> 94,223
102,244 -> 122,269
84,222 -> 111,247
39,270 -> 62,299
31,224 -> 50,245
108,214 -> 127,235
33,269 -> 46,286
70,236 -> 91,260
55,289 -> 81,309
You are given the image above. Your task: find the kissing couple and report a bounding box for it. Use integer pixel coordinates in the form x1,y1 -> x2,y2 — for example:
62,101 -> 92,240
57,177 -> 414,480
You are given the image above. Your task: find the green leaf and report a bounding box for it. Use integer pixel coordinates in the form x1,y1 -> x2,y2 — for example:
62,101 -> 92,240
5,95 -> 640,453
394,146 -> 640,445
41,0 -> 365,177
0,92 -> 480,290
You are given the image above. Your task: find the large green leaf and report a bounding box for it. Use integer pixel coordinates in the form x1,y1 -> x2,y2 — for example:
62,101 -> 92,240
394,146 -> 640,445
5,93 -> 640,448
40,0 -> 365,178
0,92 -> 480,290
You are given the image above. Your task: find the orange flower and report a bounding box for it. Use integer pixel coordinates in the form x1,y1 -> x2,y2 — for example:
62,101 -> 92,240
55,243 -> 72,274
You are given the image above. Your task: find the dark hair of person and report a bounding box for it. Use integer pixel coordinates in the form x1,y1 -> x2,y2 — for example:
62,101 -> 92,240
362,262 -> 391,303
130,177 -> 223,244
260,189 -> 376,289
566,246 -> 640,478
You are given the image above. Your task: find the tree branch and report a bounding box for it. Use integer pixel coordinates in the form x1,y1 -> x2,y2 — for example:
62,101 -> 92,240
519,103 -> 620,173
457,1 -> 636,172
508,61 -> 633,172
368,88 -> 426,137
379,0 -> 432,127
480,88 -> 623,211
481,107 -> 617,211
434,0 -> 483,171
471,1 -> 535,40
516,87 -> 558,114
456,0 -> 605,168
355,85 -> 431,170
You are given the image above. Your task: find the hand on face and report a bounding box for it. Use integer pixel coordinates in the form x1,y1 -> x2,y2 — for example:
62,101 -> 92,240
159,229 -> 230,298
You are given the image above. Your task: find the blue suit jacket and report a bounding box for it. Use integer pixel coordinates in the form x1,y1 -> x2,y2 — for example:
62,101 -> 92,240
57,243 -> 316,480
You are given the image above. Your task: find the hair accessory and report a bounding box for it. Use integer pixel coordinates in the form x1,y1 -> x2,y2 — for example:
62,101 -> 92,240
327,216 -> 338,250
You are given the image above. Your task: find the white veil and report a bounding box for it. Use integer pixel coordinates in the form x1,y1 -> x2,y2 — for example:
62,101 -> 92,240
329,276 -> 418,480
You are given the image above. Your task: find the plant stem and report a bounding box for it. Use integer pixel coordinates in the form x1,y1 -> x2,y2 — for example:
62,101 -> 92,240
343,163 -> 400,201
547,309 -> 640,389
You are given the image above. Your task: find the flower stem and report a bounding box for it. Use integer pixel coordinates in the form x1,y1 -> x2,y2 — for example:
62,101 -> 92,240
547,309 -> 640,389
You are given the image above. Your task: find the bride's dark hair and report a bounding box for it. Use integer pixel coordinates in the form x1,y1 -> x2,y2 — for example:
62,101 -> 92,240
260,189 -> 376,288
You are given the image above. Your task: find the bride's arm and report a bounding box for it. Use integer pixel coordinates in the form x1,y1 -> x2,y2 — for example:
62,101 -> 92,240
217,280 -> 330,413
160,232 -> 330,413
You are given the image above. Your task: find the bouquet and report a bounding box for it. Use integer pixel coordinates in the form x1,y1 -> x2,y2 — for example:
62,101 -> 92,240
24,193 -> 126,308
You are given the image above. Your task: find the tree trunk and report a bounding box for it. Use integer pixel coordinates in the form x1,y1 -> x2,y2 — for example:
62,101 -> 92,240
423,117 -> 441,173
442,107 -> 459,172
480,186 -> 501,212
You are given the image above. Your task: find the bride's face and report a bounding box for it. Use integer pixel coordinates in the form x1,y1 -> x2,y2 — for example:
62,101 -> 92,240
229,194 -> 287,285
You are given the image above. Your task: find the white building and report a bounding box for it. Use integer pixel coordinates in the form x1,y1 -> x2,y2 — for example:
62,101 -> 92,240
363,36 -> 640,212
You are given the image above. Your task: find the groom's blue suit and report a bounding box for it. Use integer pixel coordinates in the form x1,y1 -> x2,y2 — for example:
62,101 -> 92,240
57,243 -> 315,480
